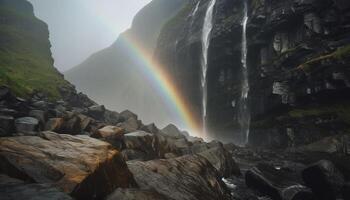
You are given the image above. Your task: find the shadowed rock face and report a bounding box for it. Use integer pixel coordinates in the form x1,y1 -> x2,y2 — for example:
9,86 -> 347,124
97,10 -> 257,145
127,154 -> 231,200
107,188 -> 170,200
0,131 -> 136,200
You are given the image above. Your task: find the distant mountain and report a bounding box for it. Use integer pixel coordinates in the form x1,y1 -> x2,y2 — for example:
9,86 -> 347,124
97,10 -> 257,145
0,0 -> 69,99
65,0 -> 187,127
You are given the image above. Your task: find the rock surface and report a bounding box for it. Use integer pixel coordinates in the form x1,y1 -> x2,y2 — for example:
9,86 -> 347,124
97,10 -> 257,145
127,154 -> 231,200
107,188 -> 169,200
0,131 -> 136,200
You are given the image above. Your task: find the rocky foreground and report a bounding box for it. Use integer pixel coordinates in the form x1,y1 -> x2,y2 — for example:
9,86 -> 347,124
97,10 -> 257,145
0,85 -> 349,200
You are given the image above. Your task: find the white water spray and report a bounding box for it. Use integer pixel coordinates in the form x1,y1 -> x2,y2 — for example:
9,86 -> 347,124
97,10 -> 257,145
239,0 -> 251,145
201,0 -> 216,136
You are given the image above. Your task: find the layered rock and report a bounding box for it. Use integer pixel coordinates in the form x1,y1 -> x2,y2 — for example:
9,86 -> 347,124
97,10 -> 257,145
0,131 -> 136,200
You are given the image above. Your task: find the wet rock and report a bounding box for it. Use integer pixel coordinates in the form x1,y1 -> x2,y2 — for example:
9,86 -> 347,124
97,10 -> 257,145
88,105 -> 105,120
302,160 -> 345,200
32,101 -> 49,111
44,118 -> 64,132
77,114 -> 93,131
92,126 -> 125,149
123,131 -> 158,160
107,188 -> 169,200
61,115 -> 82,134
246,163 -> 314,200
29,110 -> 47,125
120,110 -> 137,121
0,115 -> 14,137
161,124 -> 185,139
140,123 -> 159,134
0,131 -> 136,200
14,117 -> 39,134
198,147 -> 240,178
0,86 -> 11,100
118,117 -> 139,133
0,174 -> 73,200
121,149 -> 148,161
127,154 -> 231,200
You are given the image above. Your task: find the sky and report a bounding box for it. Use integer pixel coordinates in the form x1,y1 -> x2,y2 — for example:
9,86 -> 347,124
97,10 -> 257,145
28,0 -> 152,72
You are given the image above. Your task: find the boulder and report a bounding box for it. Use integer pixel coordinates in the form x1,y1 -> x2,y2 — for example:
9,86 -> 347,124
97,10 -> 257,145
45,118 -> 64,132
161,124 -> 185,139
121,149 -> 148,161
127,154 -> 231,200
302,160 -> 345,200
198,147 -> 241,177
118,118 -> 139,133
29,110 -> 47,125
77,114 -> 93,131
61,115 -> 82,134
14,117 -> 39,134
0,131 -> 136,200
123,131 -> 158,160
88,105 -> 105,120
296,135 -> 347,154
31,101 -> 49,111
120,110 -> 138,121
104,110 -> 123,125
0,86 -> 11,100
246,163 -> 314,200
92,126 -> 125,149
0,174 -> 73,200
107,188 -> 169,200
0,115 -> 14,137
140,123 -> 159,134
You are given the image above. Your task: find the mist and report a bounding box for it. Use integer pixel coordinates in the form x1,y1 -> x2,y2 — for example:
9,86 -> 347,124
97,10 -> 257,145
28,0 -> 151,72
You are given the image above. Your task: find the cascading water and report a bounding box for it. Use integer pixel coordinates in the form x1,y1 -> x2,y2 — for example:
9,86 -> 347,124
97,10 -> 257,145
239,0 -> 251,145
201,0 -> 216,137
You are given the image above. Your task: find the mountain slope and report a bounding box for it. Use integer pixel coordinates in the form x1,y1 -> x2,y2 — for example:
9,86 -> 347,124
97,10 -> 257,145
65,0 -> 187,127
0,0 -> 69,99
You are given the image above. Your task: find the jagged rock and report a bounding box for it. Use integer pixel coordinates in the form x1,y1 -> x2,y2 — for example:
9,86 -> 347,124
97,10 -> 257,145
198,147 -> 240,178
120,110 -> 138,121
161,124 -> 185,139
0,131 -> 136,200
118,117 -> 139,133
92,126 -> 125,149
140,123 -> 159,134
302,160 -> 345,200
29,110 -> 47,125
123,131 -> 157,161
45,118 -> 64,132
127,154 -> 231,200
61,115 -> 82,135
0,115 -> 14,137
77,114 -> 93,131
104,110 -> 123,125
14,117 -> 39,134
246,163 -> 314,200
88,105 -> 105,120
107,188 -> 169,200
0,174 -> 73,200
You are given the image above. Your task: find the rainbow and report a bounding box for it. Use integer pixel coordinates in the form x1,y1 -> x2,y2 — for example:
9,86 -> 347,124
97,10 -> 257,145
84,1 -> 203,138
118,34 -> 203,137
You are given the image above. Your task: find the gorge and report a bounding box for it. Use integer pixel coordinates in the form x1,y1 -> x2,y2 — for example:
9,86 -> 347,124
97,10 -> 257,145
0,0 -> 350,199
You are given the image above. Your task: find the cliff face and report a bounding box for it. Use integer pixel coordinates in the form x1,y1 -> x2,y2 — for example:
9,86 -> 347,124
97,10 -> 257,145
0,0 -> 69,99
155,0 -> 350,146
65,0 -> 187,127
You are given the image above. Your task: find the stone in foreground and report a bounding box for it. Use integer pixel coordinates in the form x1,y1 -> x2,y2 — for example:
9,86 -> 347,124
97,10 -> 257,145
0,131 -> 136,200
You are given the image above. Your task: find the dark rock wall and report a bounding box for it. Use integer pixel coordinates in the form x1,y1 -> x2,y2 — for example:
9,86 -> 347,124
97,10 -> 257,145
155,0 -> 350,146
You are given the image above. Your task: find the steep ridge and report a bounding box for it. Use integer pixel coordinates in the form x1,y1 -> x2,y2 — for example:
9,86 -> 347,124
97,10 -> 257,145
155,0 -> 350,146
0,0 -> 70,99
65,0 -> 187,128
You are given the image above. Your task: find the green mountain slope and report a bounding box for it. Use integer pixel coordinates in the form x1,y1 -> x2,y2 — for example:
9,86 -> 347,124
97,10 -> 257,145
0,0 -> 69,99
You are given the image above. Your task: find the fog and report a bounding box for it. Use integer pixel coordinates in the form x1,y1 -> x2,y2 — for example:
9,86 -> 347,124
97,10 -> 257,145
29,0 -> 151,72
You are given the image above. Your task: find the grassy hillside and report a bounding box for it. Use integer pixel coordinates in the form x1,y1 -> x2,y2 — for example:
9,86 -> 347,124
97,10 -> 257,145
0,0 -> 69,99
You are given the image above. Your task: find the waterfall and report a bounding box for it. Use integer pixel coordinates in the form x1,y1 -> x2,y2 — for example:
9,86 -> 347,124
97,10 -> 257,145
201,0 -> 216,136
239,0 -> 251,145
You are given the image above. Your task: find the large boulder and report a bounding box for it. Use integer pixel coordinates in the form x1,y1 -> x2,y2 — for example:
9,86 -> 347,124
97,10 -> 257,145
246,163 -> 314,200
118,118 -> 140,133
29,110 -> 47,126
88,105 -> 105,120
44,118 -> 64,132
123,131 -> 158,161
14,117 -> 39,134
127,154 -> 231,200
0,115 -> 14,137
198,147 -> 240,178
161,124 -> 185,139
92,126 -> 125,149
0,131 -> 136,200
140,123 -> 159,134
0,174 -> 73,200
302,160 -> 345,200
120,110 -> 138,121
107,188 -> 169,200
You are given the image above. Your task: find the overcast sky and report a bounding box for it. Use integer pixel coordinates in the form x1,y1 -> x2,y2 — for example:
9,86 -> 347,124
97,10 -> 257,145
28,0 -> 151,72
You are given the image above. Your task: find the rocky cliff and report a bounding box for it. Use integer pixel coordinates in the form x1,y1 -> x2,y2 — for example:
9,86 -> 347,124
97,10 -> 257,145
155,0 -> 350,146
65,0 -> 187,127
0,0 -> 70,99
